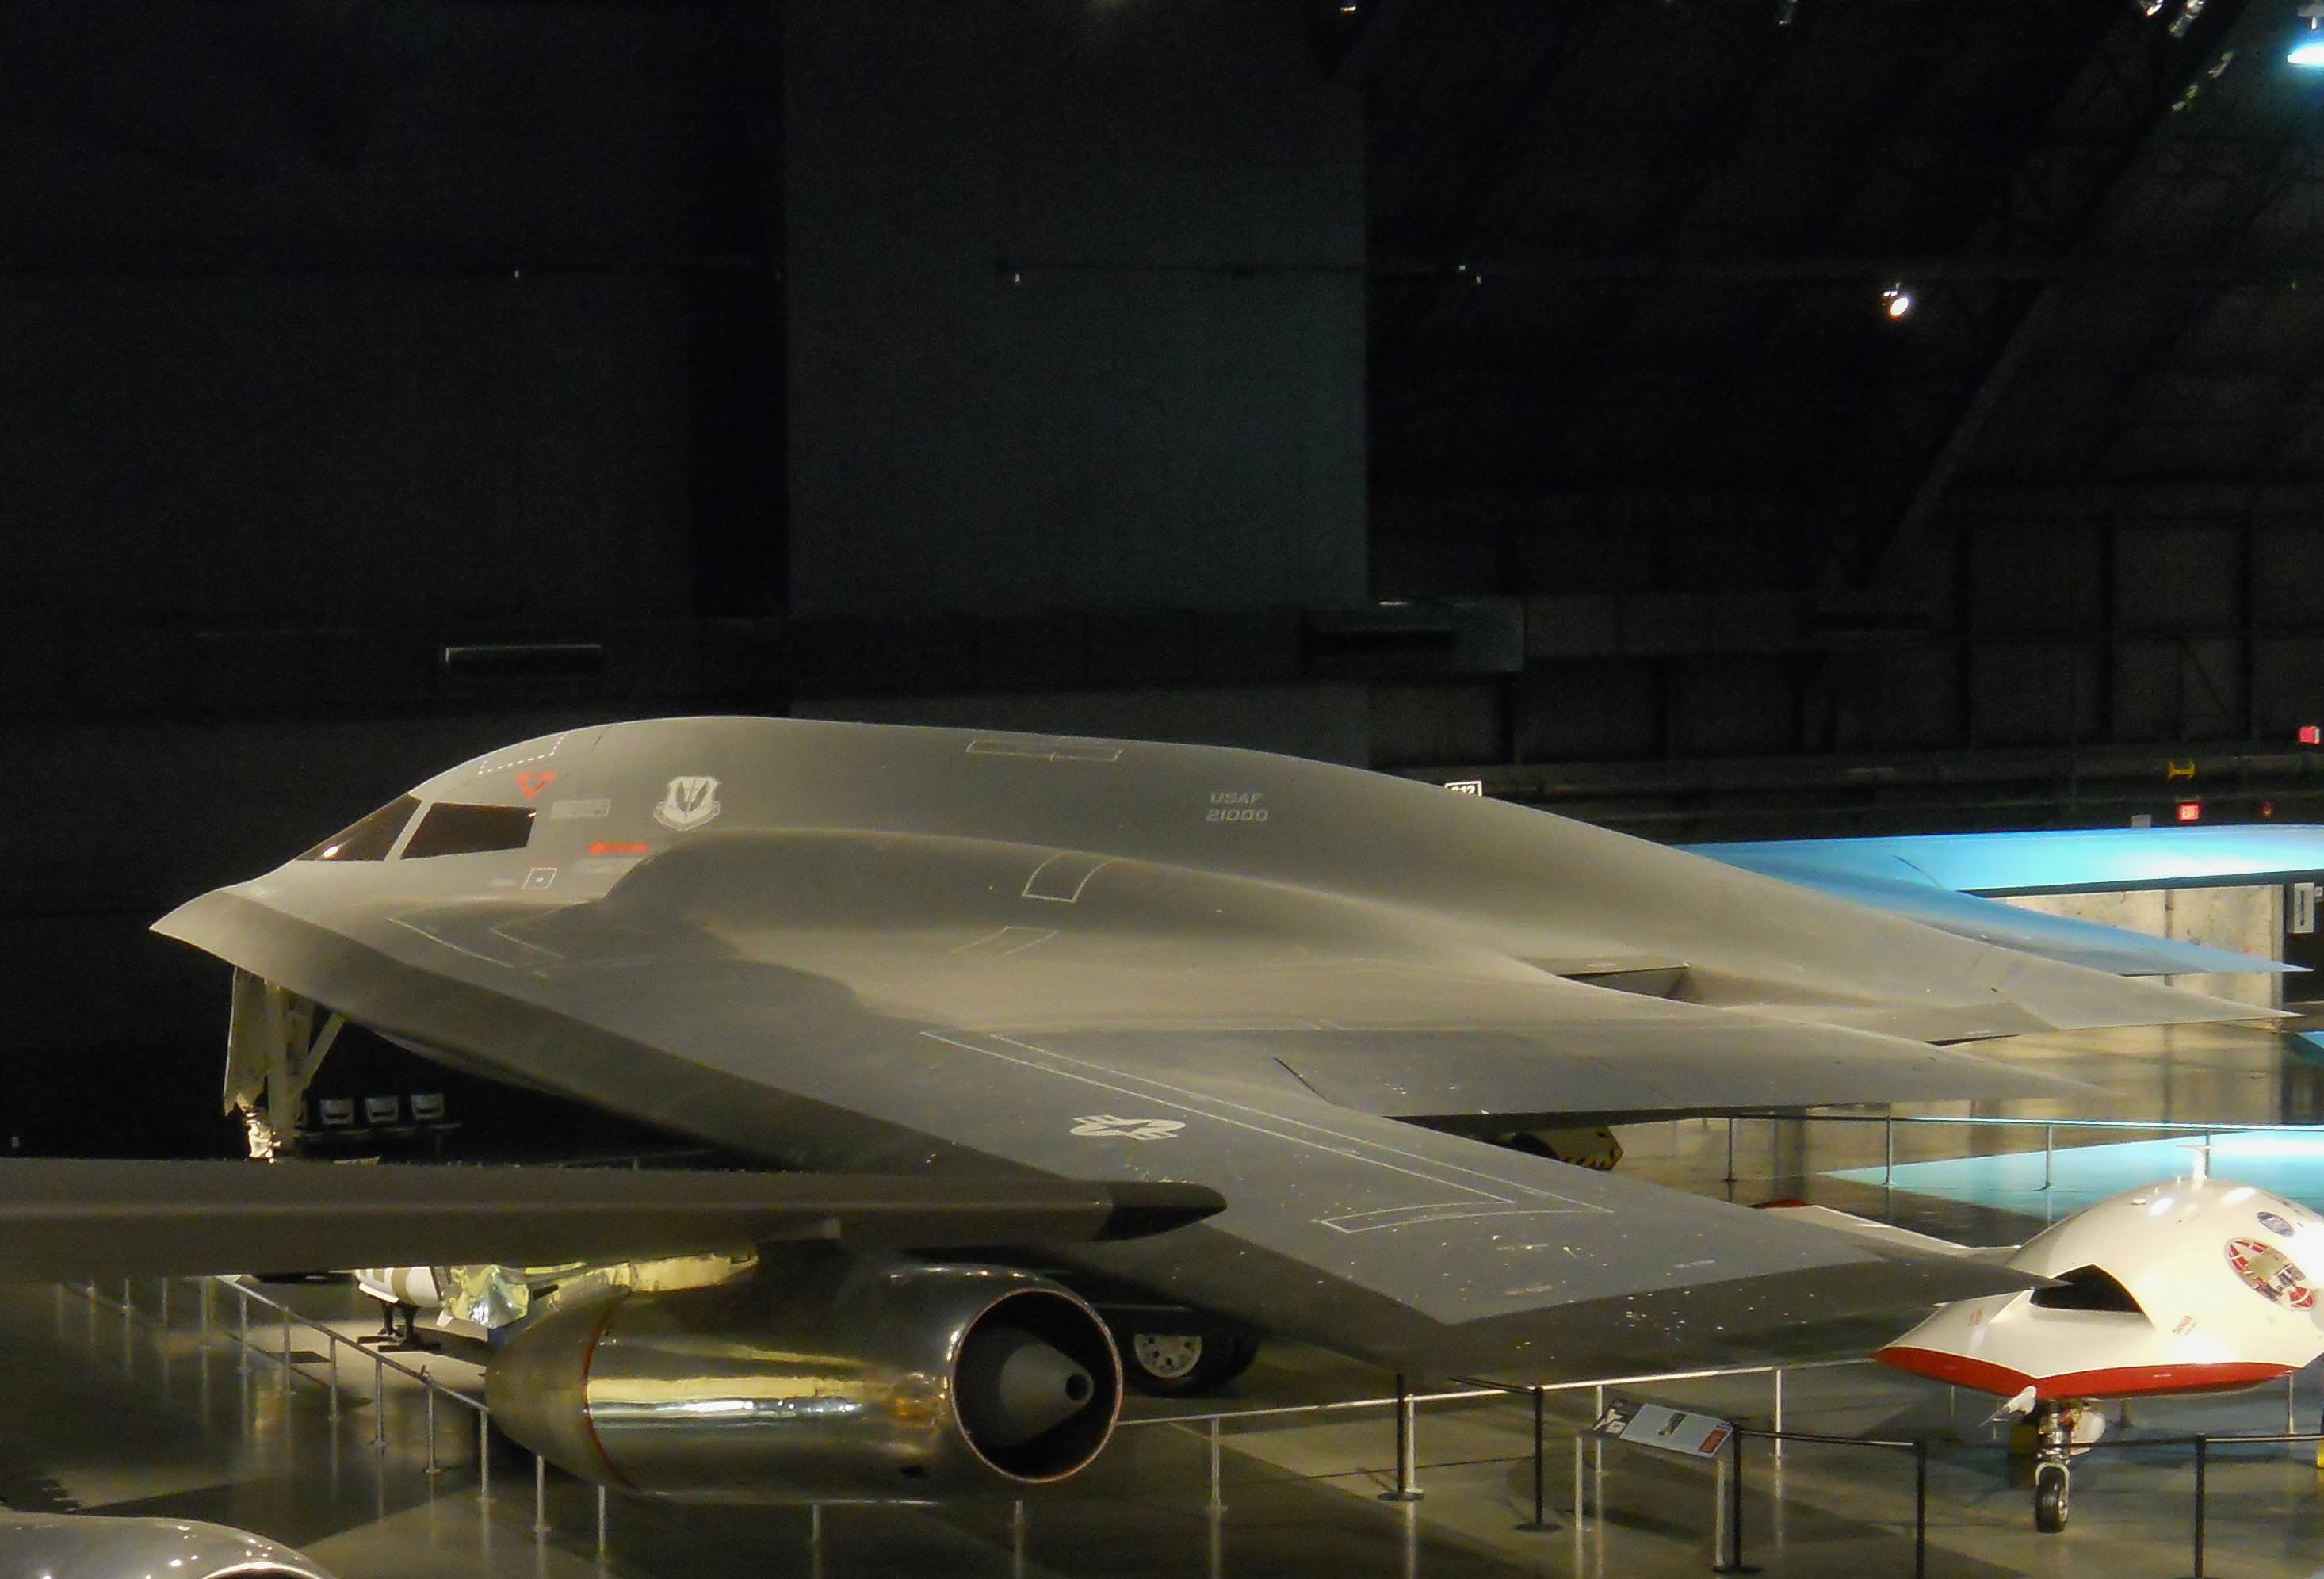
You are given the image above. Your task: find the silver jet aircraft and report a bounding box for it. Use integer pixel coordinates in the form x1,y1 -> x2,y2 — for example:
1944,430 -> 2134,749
0,717 -> 2285,1501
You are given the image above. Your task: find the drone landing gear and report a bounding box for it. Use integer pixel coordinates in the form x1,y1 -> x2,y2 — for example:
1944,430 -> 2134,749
357,1299 -> 439,1353
2032,1401 -> 2074,1533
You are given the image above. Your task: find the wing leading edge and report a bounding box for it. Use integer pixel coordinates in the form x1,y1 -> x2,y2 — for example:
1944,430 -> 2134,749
0,1160 -> 1222,1281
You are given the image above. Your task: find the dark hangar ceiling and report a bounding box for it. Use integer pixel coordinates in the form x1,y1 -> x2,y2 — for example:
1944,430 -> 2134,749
1313,0 -> 2324,816
1351,0 -> 2313,537
4,1 -> 2324,811
9,0 -> 2324,1154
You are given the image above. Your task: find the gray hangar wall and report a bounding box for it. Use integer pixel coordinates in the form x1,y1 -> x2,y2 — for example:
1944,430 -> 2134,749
0,3 -> 1370,1151
782,0 -> 1371,763
0,6 -> 779,1152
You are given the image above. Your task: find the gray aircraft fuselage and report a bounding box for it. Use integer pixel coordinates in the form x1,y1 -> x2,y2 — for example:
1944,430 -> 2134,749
155,717 -> 2236,1381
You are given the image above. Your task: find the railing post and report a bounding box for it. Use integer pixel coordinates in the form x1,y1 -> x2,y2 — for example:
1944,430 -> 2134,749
1378,1375 -> 1422,1501
1208,1415 -> 1224,1516
1712,1451 -> 1729,1566
533,1454 -> 550,1537
1517,1387 -> 1554,1531
279,1313 -> 292,1394
479,1411 -> 492,1504
1883,1115 -> 1894,1191
373,1352 -> 387,1450
596,1485 -> 609,1557
2192,1435 -> 2207,1579
423,1368 -> 441,1476
1724,1117 -> 1737,1185
1730,1428 -> 1746,1573
236,1287 -> 250,1372
1713,1428 -> 1753,1573
1913,1439 -> 1927,1579
327,1338 -> 339,1423
2042,1123 -> 2055,1191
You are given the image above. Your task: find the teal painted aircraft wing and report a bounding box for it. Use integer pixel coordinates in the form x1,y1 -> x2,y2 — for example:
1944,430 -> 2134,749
1690,826 -> 2324,977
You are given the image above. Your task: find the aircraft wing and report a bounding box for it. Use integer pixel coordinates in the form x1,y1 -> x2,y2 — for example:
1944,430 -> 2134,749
1694,824 -> 2324,897
146,717 -> 2289,1382
159,873 -> 2038,1382
1692,826 -> 2324,977
0,1160 -> 1224,1281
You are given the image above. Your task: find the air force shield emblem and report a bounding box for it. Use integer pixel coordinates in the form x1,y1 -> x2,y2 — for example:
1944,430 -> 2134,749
653,774 -> 722,832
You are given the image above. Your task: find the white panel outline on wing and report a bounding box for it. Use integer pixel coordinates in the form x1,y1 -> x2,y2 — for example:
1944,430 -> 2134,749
1321,1202 -> 1596,1233
952,926 -> 1060,956
924,1030 -> 1603,1219
1022,853 -> 1114,904
966,737 -> 1124,764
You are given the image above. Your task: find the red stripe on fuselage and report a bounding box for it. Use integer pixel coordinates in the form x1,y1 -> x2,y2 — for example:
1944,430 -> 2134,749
1875,1345 -> 2292,1400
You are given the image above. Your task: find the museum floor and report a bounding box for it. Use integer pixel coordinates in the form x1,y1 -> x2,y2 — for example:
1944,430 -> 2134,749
14,1018 -> 2324,1578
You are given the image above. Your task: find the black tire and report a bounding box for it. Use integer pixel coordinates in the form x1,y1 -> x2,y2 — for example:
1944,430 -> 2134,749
1214,1332 -> 1262,1386
2034,1463 -> 2069,1534
1111,1323 -> 1246,1397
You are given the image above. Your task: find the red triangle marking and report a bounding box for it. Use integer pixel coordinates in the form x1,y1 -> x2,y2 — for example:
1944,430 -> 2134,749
518,770 -> 557,801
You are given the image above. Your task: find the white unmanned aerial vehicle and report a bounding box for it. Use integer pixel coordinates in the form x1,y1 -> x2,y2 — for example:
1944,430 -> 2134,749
1783,1166 -> 2324,1532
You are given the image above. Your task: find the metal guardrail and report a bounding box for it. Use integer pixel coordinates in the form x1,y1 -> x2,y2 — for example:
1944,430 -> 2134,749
1717,1427 -> 1928,1578
1114,1356 -> 1870,1527
78,1272 -> 2295,1577
2047,1425 -> 2324,1579
71,1272 -> 1860,1558
68,1276 -> 598,1549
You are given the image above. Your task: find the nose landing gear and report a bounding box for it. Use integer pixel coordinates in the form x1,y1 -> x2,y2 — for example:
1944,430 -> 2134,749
2032,1401 -> 2074,1533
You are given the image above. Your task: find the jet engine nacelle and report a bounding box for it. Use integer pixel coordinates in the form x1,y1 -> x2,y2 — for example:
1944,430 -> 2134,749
485,1252 -> 1122,1501
1879,1176 -> 2324,1401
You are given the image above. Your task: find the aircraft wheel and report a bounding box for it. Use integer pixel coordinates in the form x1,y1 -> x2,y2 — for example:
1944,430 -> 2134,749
1215,1332 -> 1262,1386
1111,1321 -> 1256,1397
2033,1462 -> 2070,1534
1119,1331 -> 1223,1396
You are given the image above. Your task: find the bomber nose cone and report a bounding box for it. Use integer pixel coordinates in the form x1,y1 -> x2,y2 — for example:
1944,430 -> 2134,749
956,1324 -> 1097,1450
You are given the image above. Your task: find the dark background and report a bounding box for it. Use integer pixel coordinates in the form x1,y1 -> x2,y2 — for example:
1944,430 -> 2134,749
12,0 -> 2324,1153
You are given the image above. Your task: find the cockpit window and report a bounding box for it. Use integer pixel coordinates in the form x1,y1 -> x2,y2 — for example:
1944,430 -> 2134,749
297,796 -> 420,862
2028,1264 -> 2144,1314
402,801 -> 537,859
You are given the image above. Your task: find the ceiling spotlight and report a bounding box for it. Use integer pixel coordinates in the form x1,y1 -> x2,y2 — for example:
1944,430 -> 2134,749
1881,283 -> 1915,320
2294,1 -> 2324,65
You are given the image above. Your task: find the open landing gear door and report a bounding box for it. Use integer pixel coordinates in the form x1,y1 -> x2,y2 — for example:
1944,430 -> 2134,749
224,969 -> 343,1159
